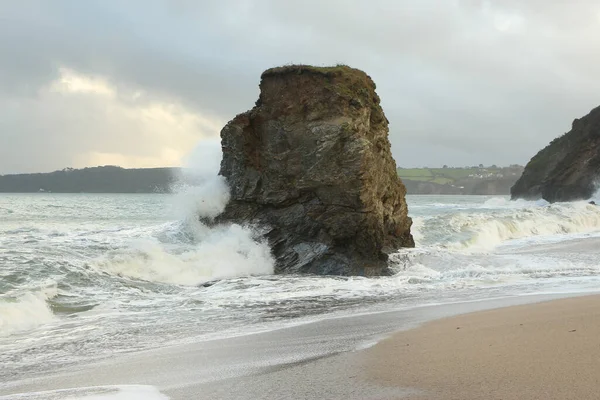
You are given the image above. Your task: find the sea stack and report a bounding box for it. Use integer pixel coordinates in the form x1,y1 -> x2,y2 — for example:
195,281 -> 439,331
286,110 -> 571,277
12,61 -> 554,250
511,105 -> 600,202
216,65 -> 414,276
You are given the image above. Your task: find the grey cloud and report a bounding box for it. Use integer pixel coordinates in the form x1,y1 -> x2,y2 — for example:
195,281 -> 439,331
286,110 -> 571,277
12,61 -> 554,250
2,0 -> 600,173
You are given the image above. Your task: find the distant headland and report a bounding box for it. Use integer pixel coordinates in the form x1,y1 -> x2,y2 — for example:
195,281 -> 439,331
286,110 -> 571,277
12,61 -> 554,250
0,164 -> 523,195
0,166 -> 179,193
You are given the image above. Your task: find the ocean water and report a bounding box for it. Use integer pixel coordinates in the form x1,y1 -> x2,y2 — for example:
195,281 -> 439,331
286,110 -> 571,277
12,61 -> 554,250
2,191 -> 600,386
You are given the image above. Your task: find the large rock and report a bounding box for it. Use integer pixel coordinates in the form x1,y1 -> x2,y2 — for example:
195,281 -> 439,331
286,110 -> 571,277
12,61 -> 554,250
511,105 -> 600,202
216,65 -> 414,276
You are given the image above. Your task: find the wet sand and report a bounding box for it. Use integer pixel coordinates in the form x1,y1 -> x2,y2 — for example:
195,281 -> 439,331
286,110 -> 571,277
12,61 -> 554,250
361,295 -> 600,400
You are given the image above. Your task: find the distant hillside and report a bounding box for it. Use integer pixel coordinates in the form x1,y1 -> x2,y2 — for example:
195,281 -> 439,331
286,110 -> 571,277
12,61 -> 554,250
398,165 -> 524,195
0,165 -> 525,195
0,166 -> 180,193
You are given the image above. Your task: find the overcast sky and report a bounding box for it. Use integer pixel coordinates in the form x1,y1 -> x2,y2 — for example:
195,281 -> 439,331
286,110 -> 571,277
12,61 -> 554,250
1,0 -> 599,174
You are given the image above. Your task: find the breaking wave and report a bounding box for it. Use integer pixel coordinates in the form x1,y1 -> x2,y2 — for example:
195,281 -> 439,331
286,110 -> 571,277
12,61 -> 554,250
0,286 -> 57,336
92,225 -> 274,286
413,199 -> 600,251
92,141 -> 275,286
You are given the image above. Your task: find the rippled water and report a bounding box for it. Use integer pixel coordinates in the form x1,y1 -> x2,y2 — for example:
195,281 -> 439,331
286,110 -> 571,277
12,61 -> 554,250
3,193 -> 600,382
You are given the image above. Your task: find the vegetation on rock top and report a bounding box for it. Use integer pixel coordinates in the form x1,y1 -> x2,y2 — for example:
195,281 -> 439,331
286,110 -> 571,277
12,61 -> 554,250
260,64 -> 378,106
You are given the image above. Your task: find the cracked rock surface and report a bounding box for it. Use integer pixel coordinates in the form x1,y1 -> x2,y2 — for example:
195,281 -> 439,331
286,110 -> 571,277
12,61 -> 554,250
216,65 -> 413,275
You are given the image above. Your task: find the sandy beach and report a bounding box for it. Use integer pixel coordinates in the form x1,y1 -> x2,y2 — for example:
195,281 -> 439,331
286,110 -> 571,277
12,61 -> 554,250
361,295 -> 600,400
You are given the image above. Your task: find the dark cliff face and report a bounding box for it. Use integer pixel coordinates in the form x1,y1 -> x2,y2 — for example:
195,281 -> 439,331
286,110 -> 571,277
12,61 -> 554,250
217,65 -> 413,276
511,106 -> 600,202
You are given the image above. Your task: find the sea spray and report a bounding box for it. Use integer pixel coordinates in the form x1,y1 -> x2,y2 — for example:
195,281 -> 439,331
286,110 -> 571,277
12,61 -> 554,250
170,139 -> 231,222
91,140 -> 275,285
93,226 -> 274,286
587,184 -> 600,203
174,177 -> 230,223
409,217 -> 425,246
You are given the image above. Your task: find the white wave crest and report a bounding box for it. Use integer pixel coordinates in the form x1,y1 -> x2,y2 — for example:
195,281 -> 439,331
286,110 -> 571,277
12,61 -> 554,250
416,201 -> 600,251
464,202 -> 600,250
94,224 -> 274,286
481,197 -> 549,209
0,286 -> 57,336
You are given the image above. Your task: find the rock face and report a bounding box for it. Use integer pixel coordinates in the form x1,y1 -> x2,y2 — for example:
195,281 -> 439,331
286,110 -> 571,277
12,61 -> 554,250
511,106 -> 600,202
216,65 -> 414,276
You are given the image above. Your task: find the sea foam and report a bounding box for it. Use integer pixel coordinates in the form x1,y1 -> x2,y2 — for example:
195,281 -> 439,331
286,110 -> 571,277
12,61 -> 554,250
0,286 -> 57,336
93,224 -> 274,286
0,385 -> 169,400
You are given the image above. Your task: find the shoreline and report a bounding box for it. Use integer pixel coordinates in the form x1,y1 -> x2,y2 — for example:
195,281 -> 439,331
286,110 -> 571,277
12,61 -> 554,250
2,291 -> 595,399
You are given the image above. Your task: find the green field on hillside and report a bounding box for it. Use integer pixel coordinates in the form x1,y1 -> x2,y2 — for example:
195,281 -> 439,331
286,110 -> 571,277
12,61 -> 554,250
396,166 -> 524,194
396,167 -> 504,184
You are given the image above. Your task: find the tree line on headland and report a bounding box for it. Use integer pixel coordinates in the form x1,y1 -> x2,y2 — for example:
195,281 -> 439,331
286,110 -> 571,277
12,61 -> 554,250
0,165 -> 523,195
0,166 -> 179,193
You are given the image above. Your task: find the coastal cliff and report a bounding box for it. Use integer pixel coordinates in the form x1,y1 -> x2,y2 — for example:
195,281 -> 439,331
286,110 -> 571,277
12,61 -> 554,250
216,65 -> 414,276
511,106 -> 600,202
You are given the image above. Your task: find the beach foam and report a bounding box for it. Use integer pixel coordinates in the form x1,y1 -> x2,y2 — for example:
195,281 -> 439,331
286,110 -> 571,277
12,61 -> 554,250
0,385 -> 169,400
